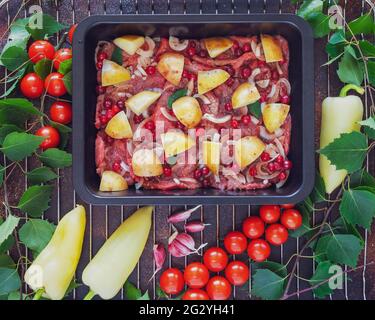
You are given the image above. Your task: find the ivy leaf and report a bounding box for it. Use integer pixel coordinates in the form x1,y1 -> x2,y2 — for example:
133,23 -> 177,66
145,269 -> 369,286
38,148 -> 72,168
63,71 -> 72,95
34,58 -> 53,80
26,13 -> 68,40
347,13 -> 375,36
0,46 -> 29,72
0,255 -> 15,269
124,281 -> 142,300
248,101 -> 262,119
17,185 -> 53,218
337,47 -> 364,86
339,188 -> 375,229
360,116 -> 375,139
0,215 -> 19,249
326,234 -> 363,267
297,0 -> 323,19
19,219 -> 55,253
26,167 -> 57,185
168,89 -> 187,108
311,172 -> 326,203
252,261 -> 287,278
0,268 -> 21,295
111,47 -> 123,65
309,261 -> 335,298
307,12 -> 331,38
0,132 -> 43,161
350,168 -> 375,189
0,98 -> 43,126
58,58 -> 72,75
0,125 -> 23,145
318,132 -> 368,173
252,269 -> 285,300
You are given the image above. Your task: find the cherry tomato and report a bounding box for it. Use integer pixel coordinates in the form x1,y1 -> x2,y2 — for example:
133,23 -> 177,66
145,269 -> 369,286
265,224 -> 289,246
20,73 -> 44,99
49,101 -> 72,124
35,126 -> 60,150
203,247 -> 228,272
247,239 -> 271,262
281,209 -> 303,230
159,268 -> 184,295
225,261 -> 249,286
223,231 -> 247,255
259,205 -> 281,224
28,40 -> 55,64
242,216 -> 265,239
206,276 -> 232,300
182,289 -> 209,300
281,204 -> 294,209
53,48 -> 72,70
184,262 -> 209,289
45,72 -> 67,97
68,24 -> 77,44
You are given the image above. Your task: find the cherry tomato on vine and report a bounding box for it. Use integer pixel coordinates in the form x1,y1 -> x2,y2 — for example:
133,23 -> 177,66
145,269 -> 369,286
182,289 -> 209,300
281,204 -> 294,209
28,40 -> 55,64
203,247 -> 228,272
223,231 -> 247,255
184,262 -> 209,289
53,48 -> 72,70
159,268 -> 184,295
68,24 -> 77,44
225,261 -> 249,286
35,126 -> 60,150
242,216 -> 265,239
259,205 -> 281,224
49,101 -> 72,124
20,73 -> 44,99
206,276 -> 232,300
265,224 -> 289,246
45,72 -> 67,97
247,239 -> 271,262
281,209 -> 303,230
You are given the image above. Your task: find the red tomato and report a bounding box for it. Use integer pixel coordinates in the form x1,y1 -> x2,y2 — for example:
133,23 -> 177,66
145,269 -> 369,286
259,205 -> 281,224
45,72 -> 67,97
225,261 -> 249,286
49,101 -> 72,124
182,289 -> 209,300
242,216 -> 265,239
68,24 -> 77,44
281,209 -> 303,230
281,204 -> 295,209
28,40 -> 55,64
184,262 -> 209,289
203,247 -> 228,272
53,48 -> 72,70
20,73 -> 44,99
206,276 -> 232,300
247,239 -> 271,262
223,231 -> 247,255
35,126 -> 60,150
265,224 -> 289,246
159,268 -> 184,295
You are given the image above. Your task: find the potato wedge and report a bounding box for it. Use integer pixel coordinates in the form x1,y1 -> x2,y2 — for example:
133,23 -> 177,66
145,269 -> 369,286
261,35 -> 283,63
204,37 -> 233,58
161,131 -> 196,158
125,90 -> 162,115
198,69 -> 230,95
202,141 -> 221,175
262,103 -> 290,133
101,59 -> 131,87
113,35 -> 145,55
132,149 -> 163,177
157,53 -> 184,85
105,111 -> 133,139
234,136 -> 265,169
99,171 -> 128,192
172,96 -> 202,128
231,82 -> 261,109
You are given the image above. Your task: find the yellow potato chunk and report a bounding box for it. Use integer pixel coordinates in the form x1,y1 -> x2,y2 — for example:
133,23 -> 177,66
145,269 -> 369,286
204,37 -> 233,58
105,111 -> 133,139
113,35 -> 145,55
99,171 -> 128,192
234,136 -> 265,169
101,59 -> 131,87
202,141 -> 221,175
262,103 -> 290,133
172,96 -> 202,128
132,149 -> 163,177
161,131 -> 196,158
231,82 -> 261,109
157,53 -> 184,85
198,69 -> 230,95
261,35 -> 283,63
125,90 -> 162,115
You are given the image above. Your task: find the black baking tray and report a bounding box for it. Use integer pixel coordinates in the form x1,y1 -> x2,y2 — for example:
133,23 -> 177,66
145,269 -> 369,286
72,14 -> 315,205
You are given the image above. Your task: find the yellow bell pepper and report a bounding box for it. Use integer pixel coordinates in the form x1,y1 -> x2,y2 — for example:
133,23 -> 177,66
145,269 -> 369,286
82,206 -> 153,300
24,205 -> 86,300
319,84 -> 364,194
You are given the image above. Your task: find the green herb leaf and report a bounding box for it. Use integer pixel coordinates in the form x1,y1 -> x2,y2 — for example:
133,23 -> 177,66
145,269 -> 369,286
1,132 -> 43,161
350,168 -> 375,189
0,98 -> 43,126
0,255 -> 15,269
17,185 -> 53,218
58,58 -> 72,75
63,71 -> 72,95
252,261 -> 287,278
248,101 -> 262,119
0,214 -> 19,250
19,219 -> 55,253
38,148 -> 72,168
309,261 -> 335,298
307,12 -> 331,38
0,46 -> 29,72
111,47 -> 123,65
26,167 -> 58,185
318,131 -> 368,173
252,269 -> 285,300
326,234 -> 363,267
168,89 -> 187,108
297,0 -> 323,19
26,13 -> 68,40
34,58 -> 53,80
0,268 -> 21,296
311,172 -> 326,203
337,47 -> 364,86
124,281 -> 142,300
347,13 -> 375,36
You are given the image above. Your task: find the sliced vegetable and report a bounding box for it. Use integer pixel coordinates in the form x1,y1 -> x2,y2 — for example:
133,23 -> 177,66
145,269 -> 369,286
105,111 -> 133,139
168,89 -> 187,108
99,171 -> 128,192
172,96 -> 202,128
261,35 -> 283,63
234,136 -> 265,169
132,149 -> 163,177
203,37 -> 233,58
202,141 -> 221,175
157,52 -> 184,85
161,131 -> 196,158
113,35 -> 145,55
125,90 -> 161,115
262,103 -> 290,133
231,82 -> 260,109
101,59 -> 131,86
198,69 -> 230,94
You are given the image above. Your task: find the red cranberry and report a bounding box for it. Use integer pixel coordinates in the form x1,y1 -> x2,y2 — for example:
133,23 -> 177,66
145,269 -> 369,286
201,166 -> 210,176
261,152 -> 270,162
260,95 -> 267,103
96,85 -> 105,95
133,114 -> 144,124
224,102 -> 232,111
278,172 -> 287,181
241,67 -> 251,78
271,70 -> 279,81
187,47 -> 196,56
182,70 -> 190,78
199,50 -> 208,58
194,169 -> 202,179
106,109 -> 115,120
97,52 -> 108,61
276,155 -> 284,164
232,40 -> 239,50
241,115 -> 251,125
100,115 -> 108,125
267,162 -> 275,172
226,78 -> 235,86
145,121 -> 155,130
189,41 -> 196,48
273,162 -> 282,171
231,119 -> 239,129
243,43 -> 251,52
283,160 -> 293,170
112,161 -> 122,173
249,60 -> 258,69
96,61 -> 103,69
249,166 -> 257,177
281,95 -> 290,104
103,99 -> 112,109
188,73 -> 197,81
146,66 -> 156,75
163,166 -> 172,177
234,48 -> 243,57
116,100 -> 125,109
112,105 -> 121,114
258,60 -> 266,67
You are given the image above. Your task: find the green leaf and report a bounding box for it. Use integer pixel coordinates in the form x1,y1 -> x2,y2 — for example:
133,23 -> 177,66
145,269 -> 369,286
368,60 -> 375,87
360,116 -> 375,139
48,121 -> 72,149
337,47 -> 364,86
318,132 -> 368,173
58,58 -> 72,75
38,148 -> 72,168
19,219 -> 55,253
168,89 -> 187,108
26,167 -> 57,185
309,261 -> 335,298
17,185 -> 53,217
248,101 -> 262,119
7,291 -> 29,300
0,218 -> 15,253
329,30 -> 346,45
0,214 -> 19,249
0,255 -> 15,269
26,13 -> 68,40
34,58 -> 53,80
339,188 -> 375,229
0,165 -> 4,186
311,172 -> 326,203
289,203 -> 311,238
1,18 -> 30,52
332,217 -> 364,246
347,13 -> 375,36
0,125 -> 23,145
64,280 -> 81,298
359,40 -> 375,59
297,0 -> 323,19
124,281 -> 142,300
252,269 -> 285,300
252,261 -> 287,278
313,235 -> 331,263
0,68 -> 26,99
326,234 -> 363,267
1,132 -> 43,161
63,71 -> 72,95
0,268 -> 21,295
307,12 -> 331,38
0,46 -> 29,72
111,47 -> 123,65
0,98 -> 43,126
138,291 -> 150,300
350,168 -> 375,189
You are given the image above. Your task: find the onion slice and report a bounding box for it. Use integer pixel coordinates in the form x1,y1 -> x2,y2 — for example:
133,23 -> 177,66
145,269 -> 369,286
202,113 -> 231,124
160,107 -> 178,121
193,94 -> 211,104
169,36 -> 189,51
